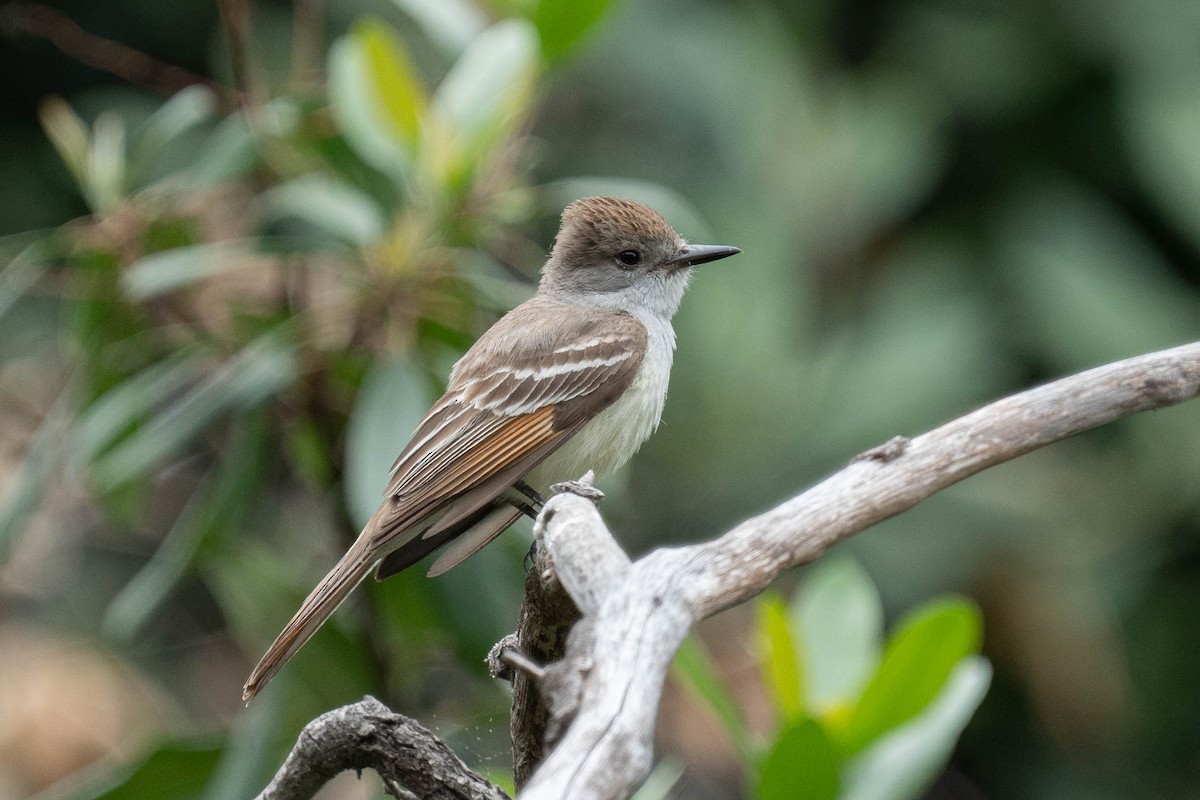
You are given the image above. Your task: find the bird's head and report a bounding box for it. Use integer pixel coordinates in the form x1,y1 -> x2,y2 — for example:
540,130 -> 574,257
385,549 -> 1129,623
540,196 -> 740,317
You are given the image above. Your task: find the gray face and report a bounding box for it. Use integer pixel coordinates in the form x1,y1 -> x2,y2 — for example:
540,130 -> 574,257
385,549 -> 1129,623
550,232 -> 688,295
542,196 -> 688,297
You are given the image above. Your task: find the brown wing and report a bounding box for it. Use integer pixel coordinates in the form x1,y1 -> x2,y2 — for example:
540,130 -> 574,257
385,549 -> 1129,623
367,299 -> 648,557
368,405 -> 560,547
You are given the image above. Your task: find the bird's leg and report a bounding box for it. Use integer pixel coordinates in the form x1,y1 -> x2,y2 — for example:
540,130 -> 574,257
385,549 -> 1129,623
512,480 -> 545,520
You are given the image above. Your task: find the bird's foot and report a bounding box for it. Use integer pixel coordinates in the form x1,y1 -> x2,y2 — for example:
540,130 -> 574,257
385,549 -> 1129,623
523,540 -> 539,573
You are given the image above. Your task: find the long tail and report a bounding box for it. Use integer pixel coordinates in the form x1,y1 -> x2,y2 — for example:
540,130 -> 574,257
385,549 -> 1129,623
242,537 -> 376,703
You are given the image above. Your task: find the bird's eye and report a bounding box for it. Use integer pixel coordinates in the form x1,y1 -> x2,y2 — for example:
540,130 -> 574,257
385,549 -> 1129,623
615,250 -> 641,268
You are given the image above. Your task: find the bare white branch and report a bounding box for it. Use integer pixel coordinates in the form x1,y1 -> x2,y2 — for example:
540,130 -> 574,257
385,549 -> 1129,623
519,341 -> 1200,799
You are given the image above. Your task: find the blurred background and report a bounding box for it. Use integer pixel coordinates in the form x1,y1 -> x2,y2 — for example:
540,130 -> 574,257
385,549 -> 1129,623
1,0 -> 1198,797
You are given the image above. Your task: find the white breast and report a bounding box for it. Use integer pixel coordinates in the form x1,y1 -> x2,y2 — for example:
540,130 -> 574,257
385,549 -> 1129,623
527,313 -> 676,489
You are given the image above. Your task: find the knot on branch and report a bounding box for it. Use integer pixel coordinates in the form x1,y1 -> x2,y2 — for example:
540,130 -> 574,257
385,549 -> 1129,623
549,469 -> 605,502
852,435 -> 911,463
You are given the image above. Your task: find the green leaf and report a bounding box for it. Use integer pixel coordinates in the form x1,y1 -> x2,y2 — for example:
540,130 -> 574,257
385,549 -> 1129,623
36,739 -> 223,800
135,86 -> 216,156
204,538 -> 299,647
121,240 -> 263,300
757,592 -> 805,722
479,769 -> 516,798
532,0 -> 615,62
74,353 -> 204,464
793,556 -> 883,714
841,657 -> 992,800
208,540 -> 378,709
671,635 -> 755,760
755,718 -> 840,800
261,175 -> 387,248
328,21 -> 423,178
85,111 -> 127,214
843,597 -> 982,753
103,472 -> 213,638
344,357 -> 433,526
434,19 -> 538,139
90,329 -> 297,491
369,539 -> 450,642
429,18 -> 538,179
427,536 -> 527,658
41,103 -> 129,213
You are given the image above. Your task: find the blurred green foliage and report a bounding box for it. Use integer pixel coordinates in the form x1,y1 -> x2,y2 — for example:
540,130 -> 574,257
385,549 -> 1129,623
676,558 -> 990,800
1,0 -> 1199,798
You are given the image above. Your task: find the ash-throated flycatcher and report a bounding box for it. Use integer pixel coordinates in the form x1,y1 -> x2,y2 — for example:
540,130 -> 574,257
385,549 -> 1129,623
243,196 -> 740,701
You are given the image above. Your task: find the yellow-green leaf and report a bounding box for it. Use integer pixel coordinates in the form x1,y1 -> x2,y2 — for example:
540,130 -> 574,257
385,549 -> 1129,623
757,592 -> 805,722
355,18 -> 427,145
328,20 -> 425,175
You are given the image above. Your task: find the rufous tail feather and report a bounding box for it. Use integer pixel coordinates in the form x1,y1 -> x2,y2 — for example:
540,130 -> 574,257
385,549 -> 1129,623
242,538 -> 375,703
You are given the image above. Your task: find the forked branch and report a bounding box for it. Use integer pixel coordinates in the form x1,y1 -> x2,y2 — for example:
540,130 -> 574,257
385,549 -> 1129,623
257,341 -> 1200,799
518,340 -> 1200,798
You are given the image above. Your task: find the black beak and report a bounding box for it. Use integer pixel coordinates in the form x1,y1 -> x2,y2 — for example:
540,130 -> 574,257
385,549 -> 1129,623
663,244 -> 742,268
